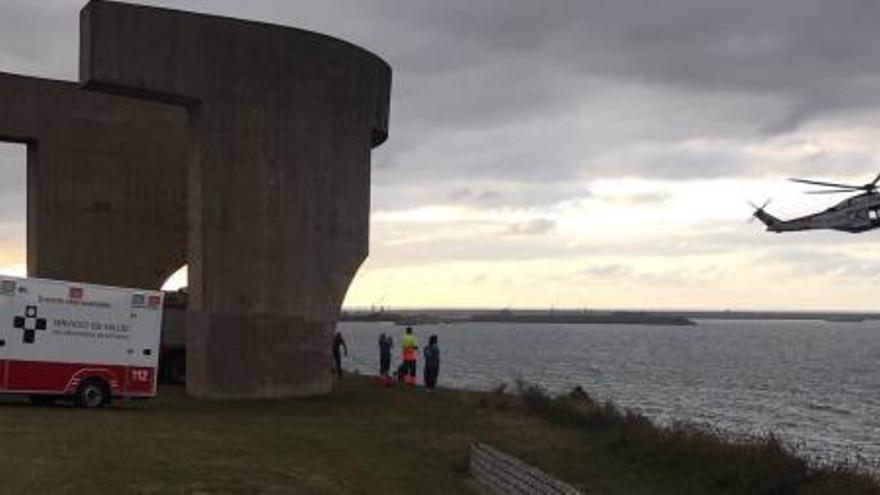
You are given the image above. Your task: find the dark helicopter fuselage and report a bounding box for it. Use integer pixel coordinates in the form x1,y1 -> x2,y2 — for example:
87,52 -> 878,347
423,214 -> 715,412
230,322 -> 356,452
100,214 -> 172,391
754,192 -> 880,234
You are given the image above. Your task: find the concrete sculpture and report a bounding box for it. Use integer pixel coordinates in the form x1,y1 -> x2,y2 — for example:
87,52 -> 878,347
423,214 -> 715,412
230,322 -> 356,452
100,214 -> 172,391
0,1 -> 391,398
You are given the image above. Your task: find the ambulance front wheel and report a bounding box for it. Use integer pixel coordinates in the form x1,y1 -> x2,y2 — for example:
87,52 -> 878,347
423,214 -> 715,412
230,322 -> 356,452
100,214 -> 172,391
75,379 -> 111,408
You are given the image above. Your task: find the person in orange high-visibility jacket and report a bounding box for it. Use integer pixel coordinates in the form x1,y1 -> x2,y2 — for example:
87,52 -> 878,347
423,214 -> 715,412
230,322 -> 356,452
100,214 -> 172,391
401,327 -> 418,386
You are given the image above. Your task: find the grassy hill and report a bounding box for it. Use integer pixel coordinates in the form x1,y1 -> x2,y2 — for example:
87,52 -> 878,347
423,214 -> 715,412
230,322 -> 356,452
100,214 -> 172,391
0,377 -> 876,494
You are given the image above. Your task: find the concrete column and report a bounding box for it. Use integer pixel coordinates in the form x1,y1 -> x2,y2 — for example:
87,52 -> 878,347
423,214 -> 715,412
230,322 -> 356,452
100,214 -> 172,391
80,1 -> 391,398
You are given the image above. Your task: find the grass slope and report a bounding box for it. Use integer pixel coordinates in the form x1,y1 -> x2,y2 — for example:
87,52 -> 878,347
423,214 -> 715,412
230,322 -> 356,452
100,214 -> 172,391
0,377 -> 875,494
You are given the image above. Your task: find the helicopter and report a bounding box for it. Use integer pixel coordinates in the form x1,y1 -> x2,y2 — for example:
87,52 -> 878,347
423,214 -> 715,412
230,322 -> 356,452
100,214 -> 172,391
751,172 -> 880,234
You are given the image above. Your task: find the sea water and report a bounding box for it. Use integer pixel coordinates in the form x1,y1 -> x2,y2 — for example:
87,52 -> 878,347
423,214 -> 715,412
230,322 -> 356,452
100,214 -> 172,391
339,319 -> 880,464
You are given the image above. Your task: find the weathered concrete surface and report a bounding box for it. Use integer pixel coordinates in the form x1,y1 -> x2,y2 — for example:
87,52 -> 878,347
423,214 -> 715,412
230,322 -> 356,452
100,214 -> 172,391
0,72 -> 187,290
81,1 -> 391,398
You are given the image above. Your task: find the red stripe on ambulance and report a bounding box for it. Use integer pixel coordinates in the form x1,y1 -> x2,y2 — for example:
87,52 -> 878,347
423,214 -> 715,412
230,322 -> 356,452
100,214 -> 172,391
3,360 -> 155,395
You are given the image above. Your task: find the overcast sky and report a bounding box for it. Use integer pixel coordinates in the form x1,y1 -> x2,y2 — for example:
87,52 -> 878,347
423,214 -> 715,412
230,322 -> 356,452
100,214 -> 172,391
2,0 -> 880,310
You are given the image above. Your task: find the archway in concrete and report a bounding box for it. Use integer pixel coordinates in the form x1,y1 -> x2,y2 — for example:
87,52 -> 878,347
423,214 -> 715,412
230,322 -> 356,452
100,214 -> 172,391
0,142 -> 26,277
161,264 -> 188,292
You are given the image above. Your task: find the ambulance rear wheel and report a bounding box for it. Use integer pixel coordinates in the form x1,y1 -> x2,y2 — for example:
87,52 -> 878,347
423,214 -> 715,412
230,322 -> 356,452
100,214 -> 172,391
75,379 -> 110,408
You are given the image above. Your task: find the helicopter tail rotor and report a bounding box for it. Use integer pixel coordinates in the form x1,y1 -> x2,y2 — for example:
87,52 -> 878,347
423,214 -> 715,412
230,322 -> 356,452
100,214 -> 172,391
747,199 -> 772,224
748,198 -> 772,210
748,199 -> 782,230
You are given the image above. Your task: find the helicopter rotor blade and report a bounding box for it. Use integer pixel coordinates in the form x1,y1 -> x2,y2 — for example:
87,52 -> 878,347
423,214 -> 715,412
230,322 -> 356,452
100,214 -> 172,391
747,199 -> 772,209
746,201 -> 757,222
806,189 -> 863,194
789,178 -> 863,190
870,171 -> 880,187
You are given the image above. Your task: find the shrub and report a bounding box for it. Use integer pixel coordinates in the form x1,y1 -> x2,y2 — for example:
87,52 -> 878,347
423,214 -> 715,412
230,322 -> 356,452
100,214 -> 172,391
511,381 -> 880,495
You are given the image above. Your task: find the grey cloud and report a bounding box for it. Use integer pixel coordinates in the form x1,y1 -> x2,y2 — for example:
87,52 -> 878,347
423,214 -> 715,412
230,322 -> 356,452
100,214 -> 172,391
579,264 -> 631,278
129,0 -> 880,185
0,222 -> 25,246
447,188 -> 502,205
593,142 -> 750,179
576,262 -> 725,287
506,218 -> 555,236
372,178 -> 591,211
445,183 -> 590,209
603,192 -> 671,205
367,235 -> 568,268
4,0 -> 878,187
379,0 -> 880,134
5,1 -> 880,133
0,1 -> 78,79
0,145 -> 27,222
758,247 -> 880,283
3,0 -> 880,273
366,216 -> 878,270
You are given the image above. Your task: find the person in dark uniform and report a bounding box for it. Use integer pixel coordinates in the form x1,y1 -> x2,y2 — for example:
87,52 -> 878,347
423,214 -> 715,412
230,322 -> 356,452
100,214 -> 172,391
332,331 -> 348,378
423,334 -> 440,390
378,332 -> 393,377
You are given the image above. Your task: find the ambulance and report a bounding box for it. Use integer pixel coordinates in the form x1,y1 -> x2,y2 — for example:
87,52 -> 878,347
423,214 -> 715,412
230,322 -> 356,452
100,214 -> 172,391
0,276 -> 164,408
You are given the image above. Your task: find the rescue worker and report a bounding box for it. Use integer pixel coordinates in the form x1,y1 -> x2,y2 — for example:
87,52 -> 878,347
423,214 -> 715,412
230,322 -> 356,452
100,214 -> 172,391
401,327 -> 418,386
378,332 -> 393,378
423,334 -> 440,390
332,331 -> 348,379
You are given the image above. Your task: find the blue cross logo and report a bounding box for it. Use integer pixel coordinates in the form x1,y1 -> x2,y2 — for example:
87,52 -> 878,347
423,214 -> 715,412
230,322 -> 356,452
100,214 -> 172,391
13,306 -> 47,344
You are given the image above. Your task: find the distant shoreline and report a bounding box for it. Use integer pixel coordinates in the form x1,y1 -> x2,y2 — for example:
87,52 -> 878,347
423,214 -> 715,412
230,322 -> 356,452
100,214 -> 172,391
341,310 -> 695,326
341,308 -> 880,325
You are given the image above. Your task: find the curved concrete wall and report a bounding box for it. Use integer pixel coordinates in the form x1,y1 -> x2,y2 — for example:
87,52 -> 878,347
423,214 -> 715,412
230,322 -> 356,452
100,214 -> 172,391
80,1 -> 392,398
